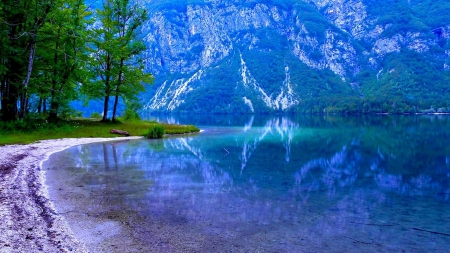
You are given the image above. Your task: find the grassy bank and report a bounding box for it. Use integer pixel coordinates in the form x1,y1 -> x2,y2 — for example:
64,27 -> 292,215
0,118 -> 200,145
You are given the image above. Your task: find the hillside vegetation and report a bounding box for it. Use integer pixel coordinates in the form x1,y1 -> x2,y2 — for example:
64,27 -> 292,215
140,0 -> 450,114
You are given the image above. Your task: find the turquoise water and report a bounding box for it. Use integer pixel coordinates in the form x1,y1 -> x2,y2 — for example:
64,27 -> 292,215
45,115 -> 450,252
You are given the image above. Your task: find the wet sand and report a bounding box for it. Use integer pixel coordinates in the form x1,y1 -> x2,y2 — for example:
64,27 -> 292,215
0,137 -> 141,253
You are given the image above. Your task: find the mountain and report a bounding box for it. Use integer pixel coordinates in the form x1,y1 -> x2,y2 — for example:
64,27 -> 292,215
136,0 -> 450,114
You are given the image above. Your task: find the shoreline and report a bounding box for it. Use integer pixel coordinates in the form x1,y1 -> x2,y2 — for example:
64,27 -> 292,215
0,137 -> 142,253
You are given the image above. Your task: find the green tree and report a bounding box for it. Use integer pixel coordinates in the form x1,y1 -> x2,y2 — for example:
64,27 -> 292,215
0,0 -> 54,121
110,0 -> 153,121
0,0 -> 89,121
87,0 -> 153,122
35,0 -> 91,121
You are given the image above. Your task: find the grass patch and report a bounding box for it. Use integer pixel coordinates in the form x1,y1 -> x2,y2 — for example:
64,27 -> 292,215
0,118 -> 200,145
146,125 -> 165,139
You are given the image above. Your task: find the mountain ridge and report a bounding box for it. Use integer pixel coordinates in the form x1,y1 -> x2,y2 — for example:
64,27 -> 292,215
135,0 -> 450,114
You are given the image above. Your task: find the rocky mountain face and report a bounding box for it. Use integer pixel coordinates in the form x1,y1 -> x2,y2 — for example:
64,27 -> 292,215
138,0 -> 450,113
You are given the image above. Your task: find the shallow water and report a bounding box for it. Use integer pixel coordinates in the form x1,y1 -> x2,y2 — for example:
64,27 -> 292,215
44,115 -> 450,252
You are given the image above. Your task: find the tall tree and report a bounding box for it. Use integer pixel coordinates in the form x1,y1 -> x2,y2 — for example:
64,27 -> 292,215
35,0 -> 90,121
87,0 -> 152,122
0,0 -> 53,121
110,0 -> 153,121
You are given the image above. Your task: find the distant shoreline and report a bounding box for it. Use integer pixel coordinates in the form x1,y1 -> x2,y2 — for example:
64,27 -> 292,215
0,137 -> 142,252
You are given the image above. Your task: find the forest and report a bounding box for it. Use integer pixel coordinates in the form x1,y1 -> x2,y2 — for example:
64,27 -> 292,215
0,0 -> 152,123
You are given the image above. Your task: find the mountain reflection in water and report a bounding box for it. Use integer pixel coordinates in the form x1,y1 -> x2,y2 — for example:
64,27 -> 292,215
45,115 -> 450,252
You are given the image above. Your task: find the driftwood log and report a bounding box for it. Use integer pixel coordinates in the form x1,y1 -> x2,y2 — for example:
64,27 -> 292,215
110,129 -> 130,136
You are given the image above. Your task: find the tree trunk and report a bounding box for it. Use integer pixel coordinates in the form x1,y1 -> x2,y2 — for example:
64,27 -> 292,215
38,98 -> 42,114
48,27 -> 61,122
37,98 -> 42,114
3,52 -> 21,121
112,93 -> 120,122
111,77 -> 121,122
111,58 -> 125,122
1,16 -> 21,121
48,84 -> 66,122
0,79 -> 4,110
102,95 -> 110,122
48,98 -> 59,121
48,82 -> 60,121
19,94 -> 27,119
19,38 -> 36,119
1,81 -> 19,121
102,53 -> 112,122
110,129 -> 130,136
25,96 -> 29,115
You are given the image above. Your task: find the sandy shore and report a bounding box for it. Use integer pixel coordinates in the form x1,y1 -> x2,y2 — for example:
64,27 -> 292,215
0,137 -> 142,253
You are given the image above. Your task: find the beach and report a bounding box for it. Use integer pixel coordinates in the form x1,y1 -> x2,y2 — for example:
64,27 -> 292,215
0,137 -> 141,253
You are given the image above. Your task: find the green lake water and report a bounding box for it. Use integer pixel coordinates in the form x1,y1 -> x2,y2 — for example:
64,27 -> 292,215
44,115 -> 450,252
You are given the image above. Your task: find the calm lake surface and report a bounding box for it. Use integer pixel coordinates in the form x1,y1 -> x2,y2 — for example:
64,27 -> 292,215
44,115 -> 450,252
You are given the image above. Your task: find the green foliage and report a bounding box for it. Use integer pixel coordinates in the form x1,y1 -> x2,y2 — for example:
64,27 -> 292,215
173,55 -> 241,114
163,124 -> 200,134
84,0 -> 153,122
122,110 -> 141,121
1,0 -> 153,123
60,108 -> 83,120
0,0 -> 91,121
294,2 -> 329,40
0,119 -> 76,134
244,48 -> 286,95
90,112 -> 102,119
410,0 -> 450,27
0,0 -> 56,120
254,28 -> 289,52
122,100 -> 142,121
356,49 -> 450,113
146,125 -> 165,139
363,0 -> 432,39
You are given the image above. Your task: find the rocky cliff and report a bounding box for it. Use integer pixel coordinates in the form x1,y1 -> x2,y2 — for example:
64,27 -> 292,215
138,0 -> 450,113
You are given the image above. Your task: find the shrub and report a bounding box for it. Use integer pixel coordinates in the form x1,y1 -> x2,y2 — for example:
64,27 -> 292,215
146,125 -> 165,139
122,100 -> 142,121
90,112 -> 102,119
122,108 -> 141,121
59,107 -> 82,120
